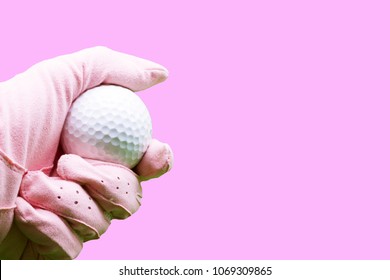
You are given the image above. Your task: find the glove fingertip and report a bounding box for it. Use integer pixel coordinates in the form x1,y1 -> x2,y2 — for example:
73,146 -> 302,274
135,139 -> 174,181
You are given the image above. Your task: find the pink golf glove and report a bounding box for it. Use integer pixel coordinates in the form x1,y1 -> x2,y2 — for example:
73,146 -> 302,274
0,47 -> 173,259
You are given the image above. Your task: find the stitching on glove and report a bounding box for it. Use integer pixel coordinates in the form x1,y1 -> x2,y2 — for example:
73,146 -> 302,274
0,206 -> 16,211
56,154 -> 142,219
0,148 -> 26,173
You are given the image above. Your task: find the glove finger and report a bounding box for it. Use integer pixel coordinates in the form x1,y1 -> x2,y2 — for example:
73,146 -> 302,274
3,46 -> 168,102
57,154 -> 142,219
134,139 -> 174,181
14,197 -> 83,260
19,171 -> 110,241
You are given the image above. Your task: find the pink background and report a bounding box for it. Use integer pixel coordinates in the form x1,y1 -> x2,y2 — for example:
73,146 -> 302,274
1,0 -> 390,259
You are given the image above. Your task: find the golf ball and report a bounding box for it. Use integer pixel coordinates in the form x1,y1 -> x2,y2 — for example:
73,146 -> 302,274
61,85 -> 153,168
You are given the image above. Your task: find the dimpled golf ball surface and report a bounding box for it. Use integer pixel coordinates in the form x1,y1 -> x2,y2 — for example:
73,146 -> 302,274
61,85 -> 152,168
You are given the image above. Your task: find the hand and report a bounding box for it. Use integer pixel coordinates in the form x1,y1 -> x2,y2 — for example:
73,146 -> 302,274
0,47 -> 173,259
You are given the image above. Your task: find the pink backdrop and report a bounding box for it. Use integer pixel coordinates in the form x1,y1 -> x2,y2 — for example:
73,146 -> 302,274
1,0 -> 390,259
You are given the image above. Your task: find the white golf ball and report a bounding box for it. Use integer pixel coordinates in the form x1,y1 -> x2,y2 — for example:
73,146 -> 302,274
61,85 -> 152,168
